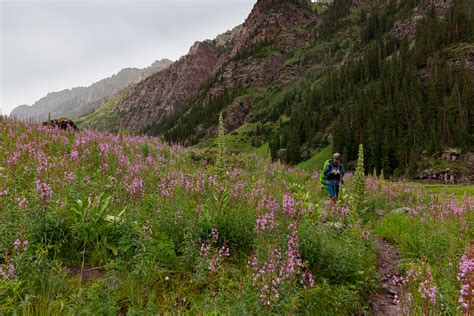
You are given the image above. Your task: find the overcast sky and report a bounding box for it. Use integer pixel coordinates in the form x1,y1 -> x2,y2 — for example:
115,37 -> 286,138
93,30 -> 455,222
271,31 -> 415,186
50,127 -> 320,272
0,0 -> 255,115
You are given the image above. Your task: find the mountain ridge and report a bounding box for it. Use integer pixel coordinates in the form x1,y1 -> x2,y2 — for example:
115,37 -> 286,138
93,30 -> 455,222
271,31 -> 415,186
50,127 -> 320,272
79,24 -> 246,132
82,0 -> 319,134
9,58 -> 173,121
81,0 -> 474,178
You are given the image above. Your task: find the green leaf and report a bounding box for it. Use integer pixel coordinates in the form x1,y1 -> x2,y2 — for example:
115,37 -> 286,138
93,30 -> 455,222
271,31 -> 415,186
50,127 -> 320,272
105,242 -> 119,256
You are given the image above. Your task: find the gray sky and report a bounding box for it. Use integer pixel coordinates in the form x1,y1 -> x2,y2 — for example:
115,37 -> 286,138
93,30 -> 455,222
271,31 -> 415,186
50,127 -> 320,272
0,0 -> 255,115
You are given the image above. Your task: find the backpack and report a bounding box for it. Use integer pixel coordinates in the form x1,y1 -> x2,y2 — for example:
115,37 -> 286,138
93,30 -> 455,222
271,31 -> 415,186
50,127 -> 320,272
319,159 -> 331,185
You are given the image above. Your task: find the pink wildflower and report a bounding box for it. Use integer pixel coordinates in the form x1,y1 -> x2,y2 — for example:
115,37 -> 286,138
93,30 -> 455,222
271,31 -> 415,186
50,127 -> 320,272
125,177 -> 144,195
65,172 -> 75,183
282,193 -> 296,217
35,179 -> 52,202
17,197 -> 28,209
457,255 -> 474,311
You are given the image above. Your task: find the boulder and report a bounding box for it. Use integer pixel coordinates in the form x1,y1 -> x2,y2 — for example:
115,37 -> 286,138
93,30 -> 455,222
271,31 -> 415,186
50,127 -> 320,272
465,152 -> 474,166
392,207 -> 413,215
42,118 -> 78,131
252,136 -> 265,147
439,148 -> 461,161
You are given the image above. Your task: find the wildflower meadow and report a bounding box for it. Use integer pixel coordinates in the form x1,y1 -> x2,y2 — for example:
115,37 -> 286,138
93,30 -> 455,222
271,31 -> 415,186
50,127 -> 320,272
0,117 -> 472,314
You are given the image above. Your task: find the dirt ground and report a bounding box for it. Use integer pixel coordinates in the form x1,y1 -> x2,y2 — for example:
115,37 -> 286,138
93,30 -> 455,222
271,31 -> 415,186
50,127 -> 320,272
371,237 -> 403,316
65,264 -> 106,283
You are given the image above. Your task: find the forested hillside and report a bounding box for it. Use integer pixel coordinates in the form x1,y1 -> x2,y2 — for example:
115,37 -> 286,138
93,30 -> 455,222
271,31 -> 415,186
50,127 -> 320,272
269,0 -> 474,174
157,0 -> 473,175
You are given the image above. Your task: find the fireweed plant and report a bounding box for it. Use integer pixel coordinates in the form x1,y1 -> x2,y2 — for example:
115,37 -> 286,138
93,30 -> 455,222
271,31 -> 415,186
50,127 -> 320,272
372,177 -> 473,314
0,117 -> 471,314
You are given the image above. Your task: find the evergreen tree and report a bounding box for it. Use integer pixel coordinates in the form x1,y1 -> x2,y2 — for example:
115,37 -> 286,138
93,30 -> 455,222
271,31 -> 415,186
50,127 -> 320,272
269,132 -> 281,162
286,127 -> 301,165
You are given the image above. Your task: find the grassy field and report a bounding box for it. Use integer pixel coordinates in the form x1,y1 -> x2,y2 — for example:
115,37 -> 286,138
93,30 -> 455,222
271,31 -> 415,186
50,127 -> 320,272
422,184 -> 474,197
76,91 -> 127,132
296,143 -> 333,172
202,122 -> 271,159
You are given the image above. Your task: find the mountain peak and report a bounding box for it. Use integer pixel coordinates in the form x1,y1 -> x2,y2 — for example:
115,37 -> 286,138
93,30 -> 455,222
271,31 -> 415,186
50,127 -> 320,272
188,41 -> 211,55
149,58 -> 173,69
231,0 -> 315,56
213,24 -> 244,48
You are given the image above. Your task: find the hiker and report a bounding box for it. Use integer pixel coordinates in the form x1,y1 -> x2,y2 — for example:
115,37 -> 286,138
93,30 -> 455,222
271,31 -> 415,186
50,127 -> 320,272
323,153 -> 345,207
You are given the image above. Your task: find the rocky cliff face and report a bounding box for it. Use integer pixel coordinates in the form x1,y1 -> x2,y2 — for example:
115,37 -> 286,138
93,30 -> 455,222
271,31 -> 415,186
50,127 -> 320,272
9,59 -> 173,121
205,0 -> 315,100
231,0 -> 314,56
115,42 -> 221,130
390,0 -> 454,40
87,23 -> 244,132
89,0 -> 317,133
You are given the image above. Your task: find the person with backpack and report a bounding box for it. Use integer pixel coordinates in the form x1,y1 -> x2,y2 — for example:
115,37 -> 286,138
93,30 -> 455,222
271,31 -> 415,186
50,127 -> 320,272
321,153 -> 345,207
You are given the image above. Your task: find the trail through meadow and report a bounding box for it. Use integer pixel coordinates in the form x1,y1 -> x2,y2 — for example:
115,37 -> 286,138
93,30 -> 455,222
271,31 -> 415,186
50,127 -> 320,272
371,237 -> 402,316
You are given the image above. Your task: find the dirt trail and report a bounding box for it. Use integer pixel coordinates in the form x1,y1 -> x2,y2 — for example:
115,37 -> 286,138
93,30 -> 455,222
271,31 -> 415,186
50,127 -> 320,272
371,237 -> 402,316
66,264 -> 106,282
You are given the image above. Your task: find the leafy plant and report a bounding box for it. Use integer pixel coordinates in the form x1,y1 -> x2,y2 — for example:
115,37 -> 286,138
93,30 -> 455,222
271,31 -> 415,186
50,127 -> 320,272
350,144 -> 367,218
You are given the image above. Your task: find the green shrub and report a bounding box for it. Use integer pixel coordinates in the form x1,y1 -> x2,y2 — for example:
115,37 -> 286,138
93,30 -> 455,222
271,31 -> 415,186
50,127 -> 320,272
216,206 -> 256,256
374,214 -> 467,264
299,223 -> 377,288
302,280 -> 367,315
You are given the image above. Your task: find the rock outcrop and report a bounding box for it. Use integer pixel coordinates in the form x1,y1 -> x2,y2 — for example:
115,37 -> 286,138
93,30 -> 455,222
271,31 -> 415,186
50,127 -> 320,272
224,96 -> 253,131
439,148 -> 462,161
114,42 -> 221,130
416,148 -> 474,184
42,118 -> 78,131
390,0 -> 454,40
417,168 -> 458,184
204,0 -> 315,100
231,0 -> 314,56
